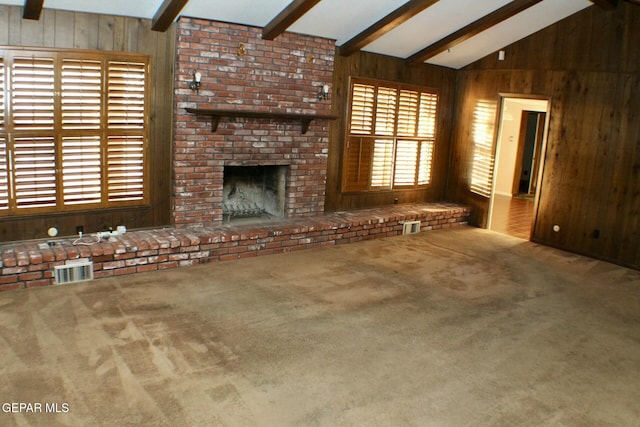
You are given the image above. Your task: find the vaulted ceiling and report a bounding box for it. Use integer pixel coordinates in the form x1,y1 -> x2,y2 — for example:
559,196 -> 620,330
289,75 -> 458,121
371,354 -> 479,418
2,0 -> 626,68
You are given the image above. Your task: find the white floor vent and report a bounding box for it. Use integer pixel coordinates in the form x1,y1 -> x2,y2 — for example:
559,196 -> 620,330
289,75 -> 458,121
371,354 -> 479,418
54,258 -> 94,285
401,220 -> 421,235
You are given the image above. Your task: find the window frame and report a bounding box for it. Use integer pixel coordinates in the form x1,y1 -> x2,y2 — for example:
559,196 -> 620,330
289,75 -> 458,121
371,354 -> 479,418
0,46 -> 150,216
342,77 -> 439,193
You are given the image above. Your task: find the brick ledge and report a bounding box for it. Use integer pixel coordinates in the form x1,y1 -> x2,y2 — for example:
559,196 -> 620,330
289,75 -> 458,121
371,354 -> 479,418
0,203 -> 470,291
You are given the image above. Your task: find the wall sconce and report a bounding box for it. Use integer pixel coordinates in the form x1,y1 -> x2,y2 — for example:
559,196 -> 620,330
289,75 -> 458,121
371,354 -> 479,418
317,84 -> 329,101
189,71 -> 201,91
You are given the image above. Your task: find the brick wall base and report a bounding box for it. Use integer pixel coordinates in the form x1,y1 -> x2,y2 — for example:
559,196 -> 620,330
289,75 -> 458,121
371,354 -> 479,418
0,203 -> 470,291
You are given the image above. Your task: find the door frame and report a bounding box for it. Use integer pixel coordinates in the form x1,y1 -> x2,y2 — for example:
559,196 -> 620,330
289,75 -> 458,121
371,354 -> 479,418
487,94 -> 552,240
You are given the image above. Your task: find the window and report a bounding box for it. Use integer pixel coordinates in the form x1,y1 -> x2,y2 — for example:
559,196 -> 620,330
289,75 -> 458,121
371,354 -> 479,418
343,78 -> 438,192
0,48 -> 149,215
470,100 -> 498,197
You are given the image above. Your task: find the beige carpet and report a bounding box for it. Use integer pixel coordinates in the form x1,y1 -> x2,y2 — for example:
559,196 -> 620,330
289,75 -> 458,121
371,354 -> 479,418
0,226 -> 639,426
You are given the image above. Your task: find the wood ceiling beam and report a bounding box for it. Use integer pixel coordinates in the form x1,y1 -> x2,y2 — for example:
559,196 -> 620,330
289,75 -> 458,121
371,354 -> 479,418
588,0 -> 618,10
407,0 -> 543,65
152,0 -> 189,32
23,0 -> 44,20
262,0 -> 321,40
339,0 -> 440,57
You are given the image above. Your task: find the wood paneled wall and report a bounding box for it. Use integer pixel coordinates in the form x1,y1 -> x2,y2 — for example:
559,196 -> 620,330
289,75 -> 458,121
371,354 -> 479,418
325,50 -> 456,211
0,5 -> 174,241
449,3 -> 640,268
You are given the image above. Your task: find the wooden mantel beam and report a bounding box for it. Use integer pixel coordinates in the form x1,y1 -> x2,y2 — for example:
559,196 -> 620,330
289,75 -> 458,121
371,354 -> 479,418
152,0 -> 189,32
23,0 -> 44,20
588,0 -> 618,10
407,0 -> 543,65
339,0 -> 440,57
262,0 -> 321,40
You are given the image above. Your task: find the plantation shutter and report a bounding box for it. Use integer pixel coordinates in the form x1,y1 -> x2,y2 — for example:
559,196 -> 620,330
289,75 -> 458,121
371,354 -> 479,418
375,87 -> 397,136
470,100 -> 498,197
0,60 -> 7,210
0,49 -> 149,216
11,57 -> 55,131
107,60 -> 146,202
393,90 -> 420,186
61,59 -> 102,130
396,90 -> 419,137
417,93 -> 438,185
418,93 -> 438,139
371,139 -> 393,187
343,137 -> 372,192
107,61 -> 145,129
349,83 -> 375,134
345,79 -> 439,192
13,136 -> 57,208
0,137 -> 8,210
394,140 -> 418,186
107,135 -> 145,201
62,136 -> 102,205
0,58 -> 5,129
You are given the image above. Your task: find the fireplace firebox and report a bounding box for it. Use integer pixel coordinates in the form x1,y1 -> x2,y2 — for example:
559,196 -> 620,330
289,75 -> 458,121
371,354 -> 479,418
222,165 -> 287,223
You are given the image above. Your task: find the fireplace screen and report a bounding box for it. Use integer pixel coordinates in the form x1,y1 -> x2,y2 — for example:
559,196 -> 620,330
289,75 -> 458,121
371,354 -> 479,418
222,165 -> 287,222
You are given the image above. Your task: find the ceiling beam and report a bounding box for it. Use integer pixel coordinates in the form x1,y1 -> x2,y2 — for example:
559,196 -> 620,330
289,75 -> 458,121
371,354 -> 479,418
262,0 -> 321,40
588,0 -> 618,10
407,0 -> 543,65
152,0 -> 190,32
339,0 -> 440,57
23,0 -> 44,20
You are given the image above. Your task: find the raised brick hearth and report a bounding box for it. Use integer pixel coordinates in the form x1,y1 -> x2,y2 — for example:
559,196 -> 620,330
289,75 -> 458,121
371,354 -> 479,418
0,203 -> 470,291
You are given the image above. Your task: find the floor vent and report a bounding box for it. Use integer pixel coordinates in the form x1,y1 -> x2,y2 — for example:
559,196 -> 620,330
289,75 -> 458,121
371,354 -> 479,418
54,259 -> 94,285
401,220 -> 421,235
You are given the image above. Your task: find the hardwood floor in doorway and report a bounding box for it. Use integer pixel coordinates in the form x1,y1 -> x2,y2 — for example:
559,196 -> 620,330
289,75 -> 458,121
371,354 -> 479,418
491,194 -> 535,239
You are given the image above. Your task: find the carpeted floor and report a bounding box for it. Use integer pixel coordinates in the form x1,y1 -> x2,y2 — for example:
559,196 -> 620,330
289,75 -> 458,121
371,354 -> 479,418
1,226 -> 639,426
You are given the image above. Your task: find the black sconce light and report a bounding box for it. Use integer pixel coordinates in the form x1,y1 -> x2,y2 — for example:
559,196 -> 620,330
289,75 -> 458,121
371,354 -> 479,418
189,71 -> 202,91
318,84 -> 329,101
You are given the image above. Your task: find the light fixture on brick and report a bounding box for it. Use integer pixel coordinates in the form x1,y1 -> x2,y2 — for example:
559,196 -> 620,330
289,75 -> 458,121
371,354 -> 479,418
238,43 -> 246,56
189,71 -> 201,91
318,84 -> 329,101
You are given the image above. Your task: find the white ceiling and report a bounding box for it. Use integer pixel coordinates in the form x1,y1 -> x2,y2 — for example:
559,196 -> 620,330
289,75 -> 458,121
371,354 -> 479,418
1,0 -> 593,69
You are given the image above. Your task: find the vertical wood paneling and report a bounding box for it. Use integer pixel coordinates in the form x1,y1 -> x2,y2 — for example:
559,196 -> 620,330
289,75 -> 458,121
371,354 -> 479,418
73,12 -> 99,49
0,7 -> 8,44
451,3 -> 640,269
8,6 -> 21,46
54,11 -> 74,47
42,9 -> 55,47
20,14 -> 44,45
97,15 -> 115,51
0,4 -> 174,240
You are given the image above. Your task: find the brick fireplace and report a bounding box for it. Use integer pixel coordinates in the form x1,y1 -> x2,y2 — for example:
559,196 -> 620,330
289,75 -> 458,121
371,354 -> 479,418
172,17 -> 335,228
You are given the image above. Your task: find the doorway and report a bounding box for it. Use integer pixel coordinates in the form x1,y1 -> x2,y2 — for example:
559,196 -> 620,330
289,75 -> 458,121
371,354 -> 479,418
488,97 -> 550,240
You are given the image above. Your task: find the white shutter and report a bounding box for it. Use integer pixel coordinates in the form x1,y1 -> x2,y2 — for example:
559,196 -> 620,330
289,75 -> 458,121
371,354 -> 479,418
61,59 -> 102,130
11,57 -> 55,131
107,135 -> 144,201
107,61 -> 146,129
349,83 -> 375,135
470,100 -> 498,197
393,140 -> 418,186
13,136 -> 57,208
371,139 -> 393,187
62,136 -> 102,205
